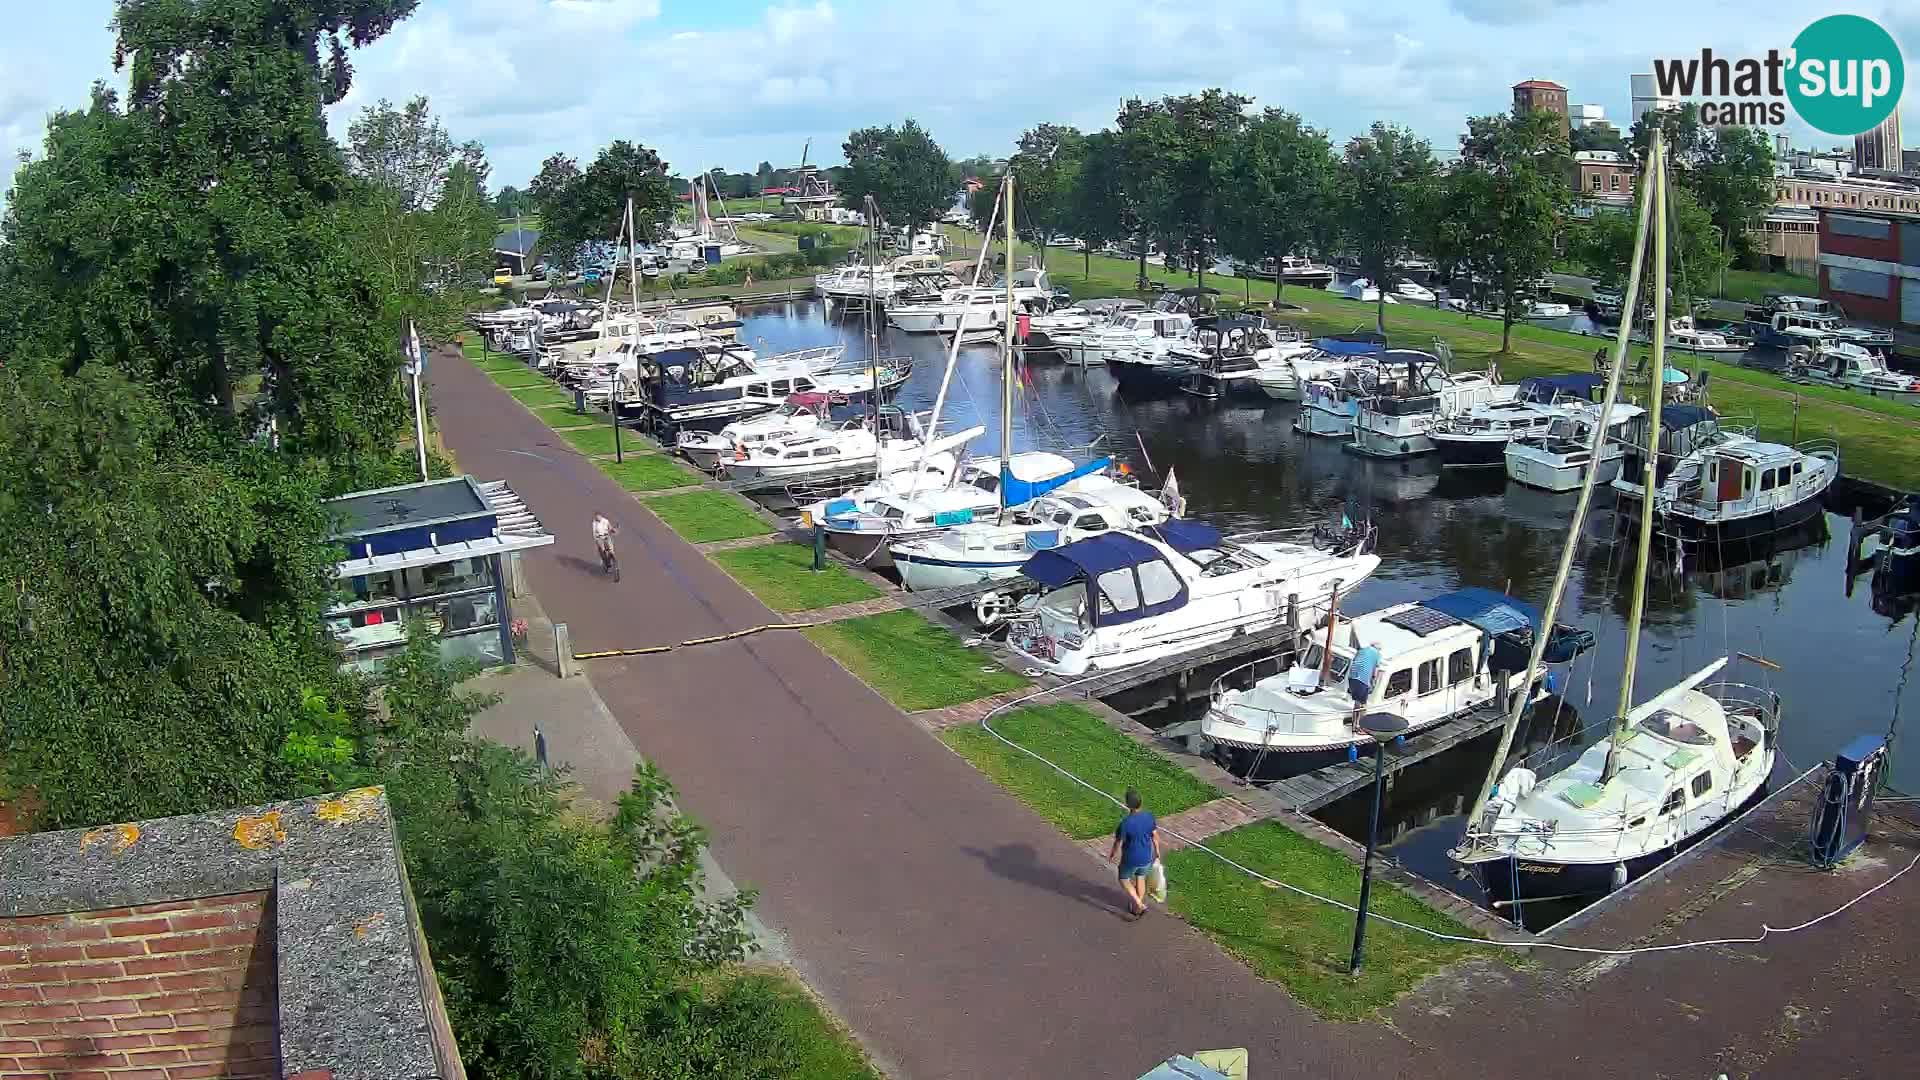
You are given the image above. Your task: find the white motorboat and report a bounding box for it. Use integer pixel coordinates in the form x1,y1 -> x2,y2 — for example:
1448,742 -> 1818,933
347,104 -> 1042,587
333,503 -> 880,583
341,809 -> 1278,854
636,347 -> 908,436
1393,281 -> 1437,304
1613,431 -> 1838,544
1523,300 -> 1573,319
1456,658 -> 1778,904
1001,521 -> 1382,677
1786,340 -> 1920,402
1631,316 -> 1747,354
1294,365 -> 1381,438
1349,353 -> 1514,459
892,485 -> 1173,591
1025,298 -> 1147,355
1430,374 -> 1605,468
1203,588 -> 1593,781
1337,278 -> 1399,304
886,288 -> 1009,334
1257,352 -> 1366,403
815,453 -> 1112,569
1063,310 -> 1197,367
676,394 -> 835,471
723,411 -> 967,484
1504,401 -> 1645,492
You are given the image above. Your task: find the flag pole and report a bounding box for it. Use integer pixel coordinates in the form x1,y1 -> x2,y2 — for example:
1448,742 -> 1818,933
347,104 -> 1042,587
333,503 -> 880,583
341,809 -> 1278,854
408,320 -> 429,481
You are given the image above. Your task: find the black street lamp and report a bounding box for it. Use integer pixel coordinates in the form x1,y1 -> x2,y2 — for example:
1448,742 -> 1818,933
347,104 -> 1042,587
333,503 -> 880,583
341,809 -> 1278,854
1350,711 -> 1409,975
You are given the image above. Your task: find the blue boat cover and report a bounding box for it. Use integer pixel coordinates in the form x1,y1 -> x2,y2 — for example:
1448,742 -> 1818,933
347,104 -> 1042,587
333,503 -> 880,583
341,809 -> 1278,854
1141,519 -> 1222,552
1019,532 -> 1189,627
823,498 -> 857,519
1023,529 -> 1062,551
1419,587 -> 1541,637
1315,334 -> 1387,356
1659,405 -> 1716,430
1519,374 -> 1602,402
1000,456 -> 1112,509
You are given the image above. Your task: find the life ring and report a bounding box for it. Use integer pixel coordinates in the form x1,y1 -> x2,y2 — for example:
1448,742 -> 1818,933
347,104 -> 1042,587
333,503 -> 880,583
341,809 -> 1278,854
974,591 -> 1015,627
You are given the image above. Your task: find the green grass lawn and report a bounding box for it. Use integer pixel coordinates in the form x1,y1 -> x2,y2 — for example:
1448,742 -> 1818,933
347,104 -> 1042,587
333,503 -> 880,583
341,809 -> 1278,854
508,384 -> 575,409
598,454 -> 701,492
804,610 -> 1026,711
555,423 -> 638,457
702,970 -> 881,1079
645,491 -> 776,543
488,369 -> 553,390
1721,267 -> 1816,304
711,543 -> 882,612
942,704 -> 1219,839
1164,822 -> 1508,1021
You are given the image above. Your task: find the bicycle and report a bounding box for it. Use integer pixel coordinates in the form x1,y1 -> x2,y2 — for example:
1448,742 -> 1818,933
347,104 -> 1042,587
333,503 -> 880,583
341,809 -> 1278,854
597,538 -> 620,582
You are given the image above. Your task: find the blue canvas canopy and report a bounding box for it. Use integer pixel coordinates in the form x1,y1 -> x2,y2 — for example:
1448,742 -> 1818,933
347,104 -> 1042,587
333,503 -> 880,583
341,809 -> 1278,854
1140,519 -> 1222,553
999,457 -> 1111,509
1420,587 -> 1541,638
1020,532 -> 1190,627
1659,405 -> 1716,430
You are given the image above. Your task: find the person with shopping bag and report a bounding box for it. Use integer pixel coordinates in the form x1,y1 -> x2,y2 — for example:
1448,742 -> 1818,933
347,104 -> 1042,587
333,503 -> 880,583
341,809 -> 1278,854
1106,787 -> 1161,920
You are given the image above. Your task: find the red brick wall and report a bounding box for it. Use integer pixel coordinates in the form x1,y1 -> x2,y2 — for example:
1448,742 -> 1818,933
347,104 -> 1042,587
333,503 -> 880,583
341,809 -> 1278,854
1819,265 -> 1902,324
0,893 -> 277,1080
1818,217 -> 1900,262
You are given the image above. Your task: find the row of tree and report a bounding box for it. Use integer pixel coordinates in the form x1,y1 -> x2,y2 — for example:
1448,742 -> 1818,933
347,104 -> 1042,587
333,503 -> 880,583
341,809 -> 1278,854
835,95 -> 1776,351
0,4 -> 810,1078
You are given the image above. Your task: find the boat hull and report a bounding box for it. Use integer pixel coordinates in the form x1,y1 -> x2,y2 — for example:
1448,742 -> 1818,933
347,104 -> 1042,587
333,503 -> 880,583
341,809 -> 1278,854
1505,453 -> 1623,493
893,550 -> 1025,591
1431,434 -> 1511,468
1107,357 -> 1188,395
1614,487 -> 1830,545
1350,424 -> 1435,459
1294,407 -> 1355,438
1208,716 -> 1454,782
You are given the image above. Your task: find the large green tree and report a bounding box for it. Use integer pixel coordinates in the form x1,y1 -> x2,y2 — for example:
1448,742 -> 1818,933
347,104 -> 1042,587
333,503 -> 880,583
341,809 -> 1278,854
1571,184 -> 1726,311
1337,122 -> 1439,332
532,141 -> 676,271
345,96 -> 497,337
839,118 -> 954,238
1007,124 -> 1084,263
1067,130 -> 1135,277
1456,109 -> 1573,350
1629,104 -> 1774,265
1219,108 -> 1336,301
1123,90 -> 1249,294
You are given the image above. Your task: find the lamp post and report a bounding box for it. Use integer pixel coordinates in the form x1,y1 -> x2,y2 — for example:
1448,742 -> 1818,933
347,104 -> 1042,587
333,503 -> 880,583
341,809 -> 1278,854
611,376 -> 624,464
1349,711 -> 1409,975
1708,224 -> 1727,300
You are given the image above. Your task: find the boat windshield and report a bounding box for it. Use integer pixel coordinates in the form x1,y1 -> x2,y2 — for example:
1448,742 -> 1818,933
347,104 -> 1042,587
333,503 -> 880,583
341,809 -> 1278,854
1184,544 -> 1269,577
1635,708 -> 1715,745
1038,583 -> 1090,628
1299,644 -> 1352,680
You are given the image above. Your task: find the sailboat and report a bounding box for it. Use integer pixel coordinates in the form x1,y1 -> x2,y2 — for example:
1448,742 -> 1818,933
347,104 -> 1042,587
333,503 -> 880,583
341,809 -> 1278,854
1451,132 -> 1780,908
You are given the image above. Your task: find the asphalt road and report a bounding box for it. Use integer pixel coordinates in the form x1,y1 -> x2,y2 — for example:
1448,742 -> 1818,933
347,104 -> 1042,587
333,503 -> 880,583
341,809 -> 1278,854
428,348 -> 1405,1078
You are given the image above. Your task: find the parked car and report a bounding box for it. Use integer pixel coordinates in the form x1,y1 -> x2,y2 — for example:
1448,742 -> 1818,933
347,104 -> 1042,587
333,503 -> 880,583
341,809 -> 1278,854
492,267 -> 513,286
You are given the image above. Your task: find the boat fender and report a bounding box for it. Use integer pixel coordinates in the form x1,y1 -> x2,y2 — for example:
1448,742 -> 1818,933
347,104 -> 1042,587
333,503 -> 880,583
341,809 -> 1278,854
974,591 -> 1014,627
1347,745 -> 1360,763
1610,862 -> 1629,892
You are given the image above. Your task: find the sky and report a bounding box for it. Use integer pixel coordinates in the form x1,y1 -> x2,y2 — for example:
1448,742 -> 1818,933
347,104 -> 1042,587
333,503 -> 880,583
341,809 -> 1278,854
2,0 -> 1916,200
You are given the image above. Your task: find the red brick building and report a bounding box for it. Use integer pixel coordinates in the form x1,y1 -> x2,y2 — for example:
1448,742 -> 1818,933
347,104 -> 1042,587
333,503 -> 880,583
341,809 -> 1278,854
1513,79 -> 1570,142
2,791 -> 464,1080
1572,151 -> 1637,198
1817,207 -> 1920,329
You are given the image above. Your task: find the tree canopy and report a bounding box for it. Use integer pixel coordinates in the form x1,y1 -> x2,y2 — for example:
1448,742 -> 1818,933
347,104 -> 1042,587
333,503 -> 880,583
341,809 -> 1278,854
1629,104 -> 1774,262
1454,108 -> 1573,349
1337,122 -> 1439,330
532,141 -> 676,271
1220,108 -> 1336,299
1007,124 -> 1084,258
839,118 -> 954,235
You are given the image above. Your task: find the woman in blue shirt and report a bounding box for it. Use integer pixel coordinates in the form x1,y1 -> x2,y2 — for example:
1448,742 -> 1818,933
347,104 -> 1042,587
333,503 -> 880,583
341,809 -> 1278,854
1106,788 -> 1161,919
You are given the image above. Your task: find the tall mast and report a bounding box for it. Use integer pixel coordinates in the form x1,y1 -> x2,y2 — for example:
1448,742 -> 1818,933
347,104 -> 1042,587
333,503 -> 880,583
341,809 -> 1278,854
1604,130 -> 1669,784
1000,174 -> 1016,517
909,176 -> 1003,497
865,195 -> 880,425
1456,132 -> 1660,839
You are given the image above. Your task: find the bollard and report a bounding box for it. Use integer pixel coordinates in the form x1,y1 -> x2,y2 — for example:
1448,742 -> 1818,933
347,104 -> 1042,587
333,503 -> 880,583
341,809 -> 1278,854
555,622 -> 577,678
1287,592 -> 1299,636
812,522 -> 826,572
574,387 -> 587,415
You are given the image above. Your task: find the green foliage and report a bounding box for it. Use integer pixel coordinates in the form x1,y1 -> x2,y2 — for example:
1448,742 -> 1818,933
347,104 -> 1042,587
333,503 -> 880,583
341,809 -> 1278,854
1008,124 -> 1084,256
641,971 -> 882,1080
495,185 -> 536,217
838,118 -> 954,233
280,688 -> 366,797
1121,90 -> 1250,287
1454,109 -> 1573,349
694,246 -> 847,287
1571,122 -> 1627,154
1569,183 -> 1726,306
345,96 -> 497,338
1066,130 -> 1132,264
1628,104 -> 1775,259
1337,122 -> 1439,331
1220,108 -> 1337,299
534,142 -> 678,271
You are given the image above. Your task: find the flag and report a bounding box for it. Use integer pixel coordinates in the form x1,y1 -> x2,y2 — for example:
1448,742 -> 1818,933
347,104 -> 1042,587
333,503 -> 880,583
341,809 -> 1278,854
406,320 -> 425,376
1160,467 -> 1185,517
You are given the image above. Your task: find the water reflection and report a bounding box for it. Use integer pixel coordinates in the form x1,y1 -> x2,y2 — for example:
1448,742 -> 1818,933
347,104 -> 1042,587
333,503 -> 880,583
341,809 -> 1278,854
737,299 -> 1920,809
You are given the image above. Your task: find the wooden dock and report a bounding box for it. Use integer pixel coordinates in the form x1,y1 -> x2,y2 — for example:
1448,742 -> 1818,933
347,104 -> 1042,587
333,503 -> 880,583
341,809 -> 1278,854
1262,703 -> 1509,813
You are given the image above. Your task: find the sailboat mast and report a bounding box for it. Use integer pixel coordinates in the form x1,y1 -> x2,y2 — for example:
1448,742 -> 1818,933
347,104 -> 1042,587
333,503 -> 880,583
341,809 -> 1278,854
1604,131 -> 1669,784
1457,132 -> 1661,836
908,177 -> 1004,498
1000,174 -> 1016,518
866,195 -> 880,424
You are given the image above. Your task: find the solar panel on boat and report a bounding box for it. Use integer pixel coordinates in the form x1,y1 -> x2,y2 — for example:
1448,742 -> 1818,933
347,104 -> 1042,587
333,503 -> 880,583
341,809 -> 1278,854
1381,605 -> 1463,637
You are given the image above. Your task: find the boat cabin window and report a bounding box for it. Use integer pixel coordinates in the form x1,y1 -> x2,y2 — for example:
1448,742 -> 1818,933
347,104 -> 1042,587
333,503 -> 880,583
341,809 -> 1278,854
747,383 -> 771,399
1637,709 -> 1713,745
1760,469 -> 1778,492
1792,461 -> 1803,477
1691,772 -> 1714,798
1078,513 -> 1110,532
1096,568 -> 1141,616
972,474 -> 1000,493
1299,644 -> 1351,680
1417,658 -> 1442,696
1448,648 -> 1476,685
1660,789 -> 1685,816
812,446 -> 836,458
770,380 -> 792,395
793,378 -> 815,392
1136,560 -> 1183,607
1049,508 -> 1074,525
1384,668 -> 1412,698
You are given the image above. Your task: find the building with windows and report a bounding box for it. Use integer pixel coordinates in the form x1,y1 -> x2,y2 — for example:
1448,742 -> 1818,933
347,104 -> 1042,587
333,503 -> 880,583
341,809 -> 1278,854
1775,174 -> 1920,216
1571,150 -> 1636,197
1512,79 -> 1569,142
1569,103 -> 1606,131
1817,206 -> 1920,329
1630,73 -> 1677,128
1757,208 -> 1820,276
326,476 -> 553,672
1854,110 -> 1903,173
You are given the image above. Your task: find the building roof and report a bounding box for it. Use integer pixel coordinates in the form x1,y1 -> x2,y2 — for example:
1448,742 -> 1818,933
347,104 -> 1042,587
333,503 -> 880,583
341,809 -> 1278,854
329,476 -> 490,539
494,227 -> 540,256
0,790 -> 459,1080
1514,79 -> 1567,90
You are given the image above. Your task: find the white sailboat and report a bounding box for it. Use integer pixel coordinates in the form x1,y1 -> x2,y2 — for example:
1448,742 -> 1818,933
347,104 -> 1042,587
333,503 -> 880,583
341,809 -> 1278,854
1453,130 -> 1780,909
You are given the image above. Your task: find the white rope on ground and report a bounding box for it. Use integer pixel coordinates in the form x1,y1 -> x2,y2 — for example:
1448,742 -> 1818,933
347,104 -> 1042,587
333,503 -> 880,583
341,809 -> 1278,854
975,678 -> 1920,958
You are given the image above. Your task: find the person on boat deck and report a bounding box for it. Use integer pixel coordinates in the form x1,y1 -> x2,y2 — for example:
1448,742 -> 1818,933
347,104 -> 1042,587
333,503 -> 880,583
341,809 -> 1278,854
1348,641 -> 1381,705
1106,788 -> 1160,920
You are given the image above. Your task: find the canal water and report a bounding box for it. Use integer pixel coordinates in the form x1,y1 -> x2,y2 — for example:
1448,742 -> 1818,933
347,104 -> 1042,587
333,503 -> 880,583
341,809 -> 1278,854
736,298 -> 1920,919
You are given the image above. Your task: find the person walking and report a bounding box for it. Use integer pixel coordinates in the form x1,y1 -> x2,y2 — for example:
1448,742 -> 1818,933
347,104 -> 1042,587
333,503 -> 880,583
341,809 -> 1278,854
1107,787 -> 1160,920
591,512 -> 619,580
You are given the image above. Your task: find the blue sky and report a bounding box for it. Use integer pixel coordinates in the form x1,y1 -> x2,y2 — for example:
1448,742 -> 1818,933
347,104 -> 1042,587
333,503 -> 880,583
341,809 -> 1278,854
1,1 -> 1915,200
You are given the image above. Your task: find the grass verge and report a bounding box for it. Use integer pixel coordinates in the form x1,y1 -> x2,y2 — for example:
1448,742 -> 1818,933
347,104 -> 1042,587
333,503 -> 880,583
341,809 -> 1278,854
645,491 -> 776,543
711,543 -> 882,612
556,423 -> 640,457
598,455 -> 701,492
1722,267 -> 1815,304
804,610 -> 1026,711
1164,822 -> 1508,1021
691,968 -> 882,1080
942,703 -> 1219,839
509,384 -> 575,409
